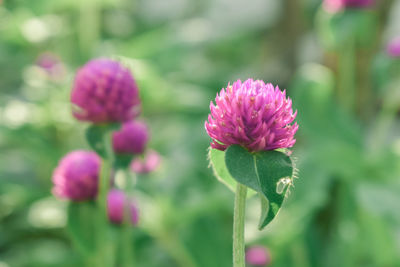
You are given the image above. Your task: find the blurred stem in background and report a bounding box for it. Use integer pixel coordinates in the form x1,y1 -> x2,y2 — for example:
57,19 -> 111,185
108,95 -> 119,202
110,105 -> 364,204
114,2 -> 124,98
79,0 -> 100,60
233,183 -> 247,267
337,37 -> 356,112
121,169 -> 135,266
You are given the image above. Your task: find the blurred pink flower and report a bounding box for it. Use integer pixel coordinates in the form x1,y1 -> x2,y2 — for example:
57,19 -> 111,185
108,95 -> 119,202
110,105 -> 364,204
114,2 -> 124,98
205,79 -> 298,152
246,246 -> 271,266
112,120 -> 149,155
71,58 -> 140,123
107,189 -> 139,225
36,52 -> 66,81
52,150 -> 100,201
324,0 -> 374,12
386,37 -> 400,58
130,150 -> 161,174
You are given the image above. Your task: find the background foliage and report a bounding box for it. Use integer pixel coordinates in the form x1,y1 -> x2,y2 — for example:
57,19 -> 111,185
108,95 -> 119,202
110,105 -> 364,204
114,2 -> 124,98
1,0 -> 400,266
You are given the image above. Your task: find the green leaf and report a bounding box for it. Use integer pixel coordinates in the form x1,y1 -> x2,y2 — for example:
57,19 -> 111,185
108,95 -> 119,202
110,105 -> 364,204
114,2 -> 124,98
224,145 -> 259,191
255,150 -> 293,229
209,148 -> 237,192
208,148 -> 256,197
85,124 -> 120,158
67,201 -> 98,256
224,145 -> 294,230
114,154 -> 134,169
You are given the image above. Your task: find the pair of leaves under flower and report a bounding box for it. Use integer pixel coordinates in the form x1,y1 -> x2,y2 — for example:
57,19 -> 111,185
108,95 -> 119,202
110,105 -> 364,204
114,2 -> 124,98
209,145 -> 294,229
86,124 -> 134,169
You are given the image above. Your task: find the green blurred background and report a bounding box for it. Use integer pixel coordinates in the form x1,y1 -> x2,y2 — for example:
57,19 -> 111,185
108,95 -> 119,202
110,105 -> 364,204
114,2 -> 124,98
1,0 -> 400,266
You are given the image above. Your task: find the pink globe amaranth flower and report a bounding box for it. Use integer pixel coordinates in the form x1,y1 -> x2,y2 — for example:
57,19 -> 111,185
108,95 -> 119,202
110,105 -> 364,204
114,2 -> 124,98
71,58 -> 141,123
107,189 -> 139,225
52,150 -> 100,201
130,150 -> 161,174
205,79 -> 298,152
386,37 -> 400,58
324,0 -> 374,12
112,120 -> 149,155
246,246 -> 271,266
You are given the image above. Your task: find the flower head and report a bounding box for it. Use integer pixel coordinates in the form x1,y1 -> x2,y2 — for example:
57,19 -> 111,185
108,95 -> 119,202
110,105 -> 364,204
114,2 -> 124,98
246,246 -> 271,266
71,58 -> 140,123
324,0 -> 374,12
52,150 -> 100,201
107,189 -> 139,225
205,79 -> 298,152
130,150 -> 161,174
386,37 -> 400,58
112,120 -> 149,155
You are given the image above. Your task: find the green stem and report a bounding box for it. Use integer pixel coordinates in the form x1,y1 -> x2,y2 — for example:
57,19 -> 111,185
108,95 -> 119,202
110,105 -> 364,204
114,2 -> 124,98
96,131 -> 114,267
233,183 -> 247,267
122,169 -> 135,267
338,38 -> 356,112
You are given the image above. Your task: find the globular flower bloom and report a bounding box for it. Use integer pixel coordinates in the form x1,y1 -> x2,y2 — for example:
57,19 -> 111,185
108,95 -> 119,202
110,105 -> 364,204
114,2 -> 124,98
112,120 -> 149,155
386,37 -> 400,58
52,150 -> 100,201
323,0 -> 374,12
107,189 -> 139,225
130,150 -> 161,174
245,246 -> 271,266
205,79 -> 298,152
71,58 -> 140,123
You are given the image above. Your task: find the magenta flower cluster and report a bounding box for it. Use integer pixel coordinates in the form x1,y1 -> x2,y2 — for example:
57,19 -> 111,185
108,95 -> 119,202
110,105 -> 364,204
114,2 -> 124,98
324,0 -> 374,12
71,59 -> 140,123
52,58 -> 162,226
205,79 -> 298,152
107,189 -> 139,225
52,150 -> 100,201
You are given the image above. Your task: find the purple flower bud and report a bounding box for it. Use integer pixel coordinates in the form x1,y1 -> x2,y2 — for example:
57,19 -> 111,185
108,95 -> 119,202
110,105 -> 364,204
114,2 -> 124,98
71,59 -> 141,123
112,120 -> 149,155
130,150 -> 161,174
107,189 -> 139,225
324,0 -> 374,12
205,79 -> 298,152
52,150 -> 100,201
386,37 -> 400,58
246,246 -> 271,266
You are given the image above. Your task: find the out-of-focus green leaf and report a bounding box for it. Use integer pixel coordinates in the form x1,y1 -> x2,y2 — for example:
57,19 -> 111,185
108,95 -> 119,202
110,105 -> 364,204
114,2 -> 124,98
85,124 -> 120,158
67,201 -> 97,256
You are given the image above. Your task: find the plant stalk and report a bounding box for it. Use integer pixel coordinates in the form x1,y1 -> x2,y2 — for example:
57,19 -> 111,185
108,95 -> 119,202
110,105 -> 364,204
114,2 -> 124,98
233,183 -> 247,267
96,131 -> 114,267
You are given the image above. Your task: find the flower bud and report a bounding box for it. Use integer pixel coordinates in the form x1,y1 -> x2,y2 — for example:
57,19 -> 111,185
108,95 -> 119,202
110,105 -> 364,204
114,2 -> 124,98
130,150 -> 161,174
245,246 -> 271,266
52,150 -> 100,201
71,59 -> 140,123
323,0 -> 374,12
386,37 -> 400,58
107,189 -> 139,225
112,120 -> 149,155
